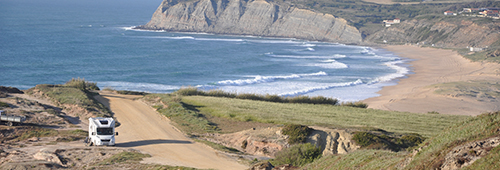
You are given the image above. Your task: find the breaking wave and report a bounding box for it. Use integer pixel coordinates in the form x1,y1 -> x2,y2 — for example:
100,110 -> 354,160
215,72 -> 328,86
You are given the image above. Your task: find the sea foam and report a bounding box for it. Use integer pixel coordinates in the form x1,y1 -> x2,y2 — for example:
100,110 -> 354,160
215,72 -> 328,86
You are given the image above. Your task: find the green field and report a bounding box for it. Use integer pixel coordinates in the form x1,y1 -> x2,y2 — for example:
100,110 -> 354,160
179,95 -> 467,137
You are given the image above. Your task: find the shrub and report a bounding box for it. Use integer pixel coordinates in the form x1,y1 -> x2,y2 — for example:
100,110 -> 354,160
340,101 -> 368,108
65,78 -> 99,91
352,131 -> 426,152
282,124 -> 312,144
236,93 -> 264,101
271,143 -> 322,167
310,96 -> 338,105
116,90 -> 147,95
288,96 -> 312,104
0,102 -> 10,108
175,87 -> 200,96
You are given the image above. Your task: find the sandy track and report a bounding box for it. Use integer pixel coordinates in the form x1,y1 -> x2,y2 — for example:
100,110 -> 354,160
363,45 -> 500,115
95,91 -> 247,170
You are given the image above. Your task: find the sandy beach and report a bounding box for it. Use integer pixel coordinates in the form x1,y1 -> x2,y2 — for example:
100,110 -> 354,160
363,45 -> 500,116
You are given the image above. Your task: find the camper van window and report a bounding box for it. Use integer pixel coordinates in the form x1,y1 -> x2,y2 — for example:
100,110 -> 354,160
97,128 -> 114,135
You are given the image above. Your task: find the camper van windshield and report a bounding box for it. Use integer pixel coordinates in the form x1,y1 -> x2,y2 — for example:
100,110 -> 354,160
97,128 -> 114,135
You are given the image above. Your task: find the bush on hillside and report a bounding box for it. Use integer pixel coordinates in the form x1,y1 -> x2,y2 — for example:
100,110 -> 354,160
65,78 -> 99,91
270,143 -> 322,167
282,124 -> 313,144
352,131 -> 425,152
340,101 -> 368,108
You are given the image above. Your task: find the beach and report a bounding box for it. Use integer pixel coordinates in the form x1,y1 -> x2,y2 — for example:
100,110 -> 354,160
363,45 -> 500,116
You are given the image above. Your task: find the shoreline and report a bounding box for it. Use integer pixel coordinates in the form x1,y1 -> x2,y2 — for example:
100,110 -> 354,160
363,45 -> 500,116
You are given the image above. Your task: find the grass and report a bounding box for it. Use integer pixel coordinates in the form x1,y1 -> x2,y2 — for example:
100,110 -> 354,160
352,131 -> 425,152
174,87 -> 340,106
7,127 -> 87,142
301,149 -> 407,169
464,145 -> 500,170
26,79 -> 112,117
270,143 -> 322,167
405,111 -> 500,169
0,101 -> 9,108
182,95 -> 468,137
98,151 -> 151,165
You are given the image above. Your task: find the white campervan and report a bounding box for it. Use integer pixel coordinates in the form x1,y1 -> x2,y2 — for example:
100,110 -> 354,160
86,117 -> 118,146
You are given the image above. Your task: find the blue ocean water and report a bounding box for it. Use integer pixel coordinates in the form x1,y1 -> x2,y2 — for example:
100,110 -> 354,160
0,0 -> 410,101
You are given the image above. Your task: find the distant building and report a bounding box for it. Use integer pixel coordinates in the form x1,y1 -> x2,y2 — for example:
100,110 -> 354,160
383,18 -> 400,27
470,47 -> 484,52
480,10 -> 499,17
463,8 -> 480,13
444,11 -> 454,15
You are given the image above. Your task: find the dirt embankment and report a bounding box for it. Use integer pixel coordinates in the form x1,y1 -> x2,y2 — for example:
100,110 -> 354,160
204,126 -> 359,158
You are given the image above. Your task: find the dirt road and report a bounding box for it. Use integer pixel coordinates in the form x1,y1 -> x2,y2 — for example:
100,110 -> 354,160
95,91 -> 247,170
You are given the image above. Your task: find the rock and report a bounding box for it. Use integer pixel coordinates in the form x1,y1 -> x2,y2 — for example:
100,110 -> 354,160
441,136 -> 500,170
306,127 -> 359,156
273,164 -> 298,170
27,137 -> 39,142
140,0 -> 362,44
33,149 -> 62,165
250,161 -> 274,170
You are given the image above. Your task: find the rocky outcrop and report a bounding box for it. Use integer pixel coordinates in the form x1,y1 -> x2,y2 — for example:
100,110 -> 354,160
306,126 -> 359,156
205,126 -> 359,157
441,137 -> 500,170
139,0 -> 362,44
366,19 -> 500,49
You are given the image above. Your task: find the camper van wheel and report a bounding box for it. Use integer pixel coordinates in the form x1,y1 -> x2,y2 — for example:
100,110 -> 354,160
6,122 -> 13,126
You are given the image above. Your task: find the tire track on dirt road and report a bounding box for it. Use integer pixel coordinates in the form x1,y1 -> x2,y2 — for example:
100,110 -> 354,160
95,91 -> 247,170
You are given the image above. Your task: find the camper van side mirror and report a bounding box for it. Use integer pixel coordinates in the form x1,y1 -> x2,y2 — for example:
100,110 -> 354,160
92,132 -> 96,136
115,132 -> 118,136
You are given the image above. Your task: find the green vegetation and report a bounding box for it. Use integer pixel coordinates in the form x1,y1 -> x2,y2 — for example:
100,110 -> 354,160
270,143 -> 322,167
182,95 -> 467,137
0,101 -> 9,108
65,78 -> 99,91
462,39 -> 500,63
116,90 -> 148,95
352,131 -> 425,151
144,94 -> 217,134
430,81 -> 500,101
464,145 -> 500,170
4,128 -> 87,142
281,124 -> 313,144
143,93 -> 467,137
302,149 -> 407,169
99,151 -> 151,165
406,111 -> 500,169
26,78 -> 111,117
175,87 -> 340,106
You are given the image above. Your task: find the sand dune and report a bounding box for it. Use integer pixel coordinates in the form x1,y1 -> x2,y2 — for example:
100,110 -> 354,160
364,45 -> 500,116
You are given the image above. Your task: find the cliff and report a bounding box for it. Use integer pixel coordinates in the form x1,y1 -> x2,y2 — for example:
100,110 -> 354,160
138,0 -> 362,44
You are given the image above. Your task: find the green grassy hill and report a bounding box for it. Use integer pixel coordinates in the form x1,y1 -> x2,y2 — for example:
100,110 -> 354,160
302,111 -> 500,169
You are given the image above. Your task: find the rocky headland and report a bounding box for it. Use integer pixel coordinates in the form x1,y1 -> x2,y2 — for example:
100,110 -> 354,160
136,0 -> 362,44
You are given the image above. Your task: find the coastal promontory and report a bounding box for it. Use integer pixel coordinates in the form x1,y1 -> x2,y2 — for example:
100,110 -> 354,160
137,0 -> 362,44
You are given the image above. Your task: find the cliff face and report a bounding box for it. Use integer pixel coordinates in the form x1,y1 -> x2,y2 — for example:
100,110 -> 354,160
141,0 -> 362,44
366,19 -> 500,49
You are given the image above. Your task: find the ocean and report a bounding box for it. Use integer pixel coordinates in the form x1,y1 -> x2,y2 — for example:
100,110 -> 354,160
0,0 -> 410,102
